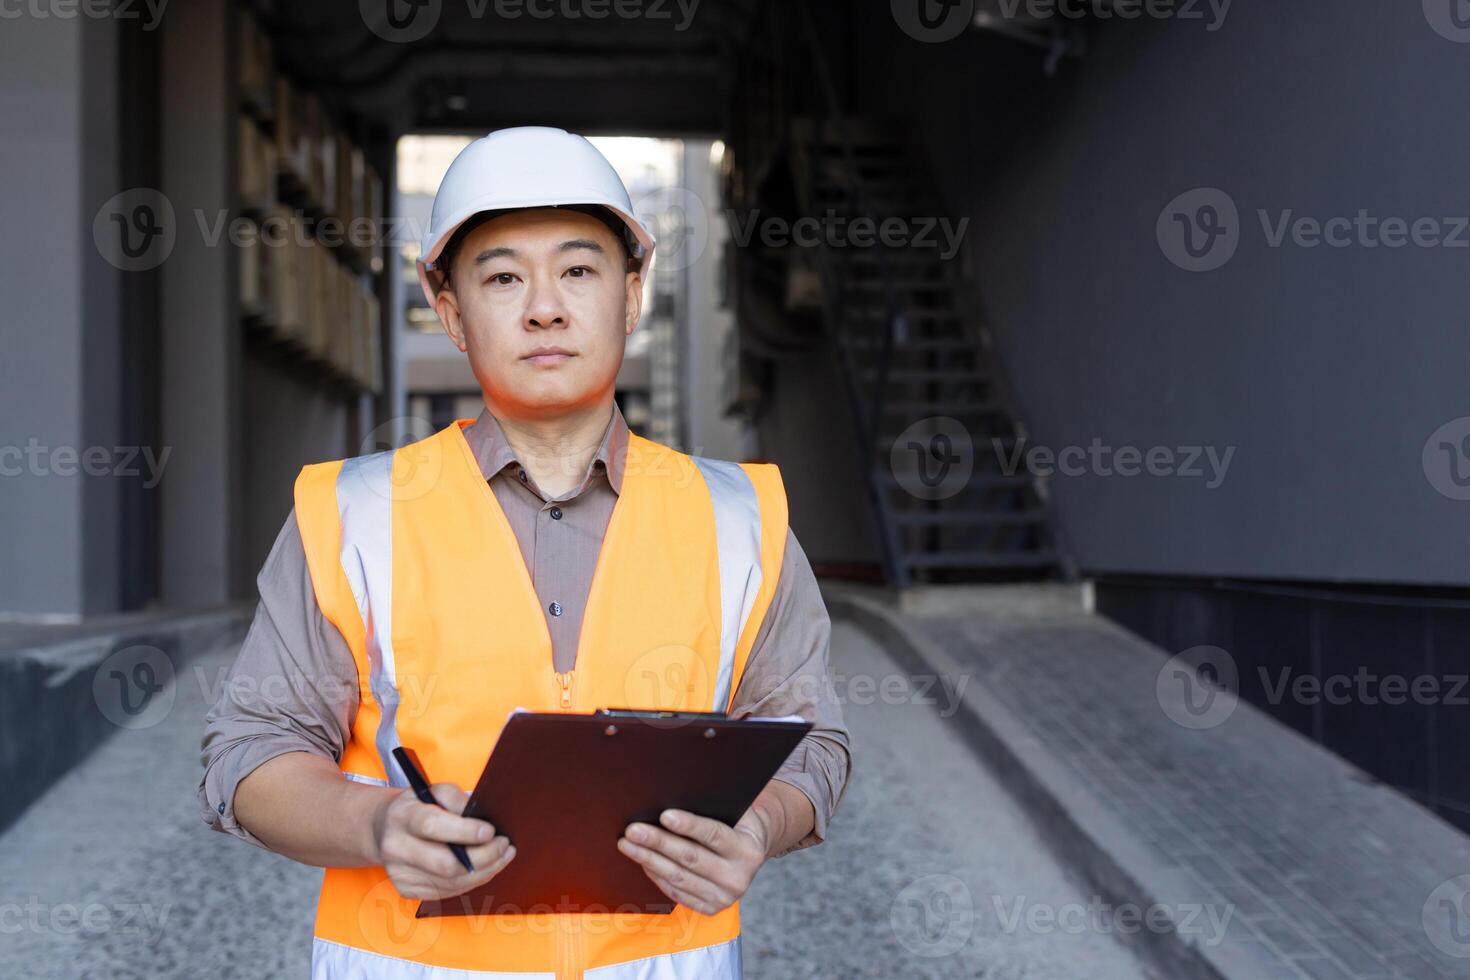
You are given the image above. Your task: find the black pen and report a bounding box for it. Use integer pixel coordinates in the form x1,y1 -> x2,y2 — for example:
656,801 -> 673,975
391,746 -> 475,873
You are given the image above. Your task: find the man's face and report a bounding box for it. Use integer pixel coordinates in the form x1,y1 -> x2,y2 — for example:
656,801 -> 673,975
433,208 -> 642,420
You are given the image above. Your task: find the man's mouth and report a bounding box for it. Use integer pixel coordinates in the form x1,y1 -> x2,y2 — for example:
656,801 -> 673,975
522,346 -> 576,366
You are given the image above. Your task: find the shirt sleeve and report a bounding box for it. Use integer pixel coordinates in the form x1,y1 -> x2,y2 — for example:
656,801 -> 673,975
197,508 -> 360,848
727,528 -> 852,856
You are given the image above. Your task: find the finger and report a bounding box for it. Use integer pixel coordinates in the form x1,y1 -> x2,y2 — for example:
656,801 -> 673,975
462,835 -> 514,870
659,809 -> 737,856
409,802 -> 496,846
643,867 -> 722,917
616,834 -> 728,909
623,822 -> 713,876
430,782 -> 470,811
397,834 -> 481,880
454,838 -> 517,889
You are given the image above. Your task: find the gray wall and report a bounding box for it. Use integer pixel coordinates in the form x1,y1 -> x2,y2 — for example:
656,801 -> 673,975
0,14 -> 123,615
854,2 -> 1470,586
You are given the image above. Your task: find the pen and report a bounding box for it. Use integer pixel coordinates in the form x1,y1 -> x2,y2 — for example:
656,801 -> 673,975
390,746 -> 475,873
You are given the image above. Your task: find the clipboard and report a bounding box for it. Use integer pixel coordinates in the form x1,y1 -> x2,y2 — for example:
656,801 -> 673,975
415,709 -> 812,917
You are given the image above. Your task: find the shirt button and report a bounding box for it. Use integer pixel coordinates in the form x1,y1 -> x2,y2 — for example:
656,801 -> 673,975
549,506 -> 563,520
548,601 -> 563,617
217,802 -> 226,815
518,468 -> 527,482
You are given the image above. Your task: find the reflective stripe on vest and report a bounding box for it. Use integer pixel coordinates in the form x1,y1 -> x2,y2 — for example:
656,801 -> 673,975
336,450 -> 408,789
687,457 -> 763,713
312,936 -> 741,980
294,421 -> 788,980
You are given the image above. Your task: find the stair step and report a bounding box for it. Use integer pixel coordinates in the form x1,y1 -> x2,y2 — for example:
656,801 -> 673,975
880,399 -> 1002,414
848,337 -> 974,352
893,508 -> 1046,528
858,368 -> 987,383
905,549 -> 1059,570
879,470 -> 1034,490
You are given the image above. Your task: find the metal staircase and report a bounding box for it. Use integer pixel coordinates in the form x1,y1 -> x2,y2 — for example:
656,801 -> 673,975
789,115 -> 1065,587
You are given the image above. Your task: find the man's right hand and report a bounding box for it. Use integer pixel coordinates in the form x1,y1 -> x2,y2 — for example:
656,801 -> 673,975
371,782 -> 517,900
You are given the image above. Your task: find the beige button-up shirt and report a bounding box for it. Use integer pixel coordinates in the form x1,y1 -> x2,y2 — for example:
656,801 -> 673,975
199,403 -> 851,855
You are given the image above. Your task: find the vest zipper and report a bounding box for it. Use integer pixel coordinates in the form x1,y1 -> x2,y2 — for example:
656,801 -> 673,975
554,912 -> 584,980
554,670 -> 574,709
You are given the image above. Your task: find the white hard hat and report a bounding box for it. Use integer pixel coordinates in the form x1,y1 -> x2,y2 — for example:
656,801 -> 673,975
417,126 -> 656,303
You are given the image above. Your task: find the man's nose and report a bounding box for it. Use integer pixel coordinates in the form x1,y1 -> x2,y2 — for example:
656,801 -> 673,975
524,280 -> 568,330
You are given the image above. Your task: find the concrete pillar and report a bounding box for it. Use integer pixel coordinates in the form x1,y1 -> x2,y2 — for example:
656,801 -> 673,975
158,0 -> 241,606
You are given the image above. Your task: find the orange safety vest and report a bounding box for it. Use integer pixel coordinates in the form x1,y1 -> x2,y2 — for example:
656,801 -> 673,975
293,418 -> 789,979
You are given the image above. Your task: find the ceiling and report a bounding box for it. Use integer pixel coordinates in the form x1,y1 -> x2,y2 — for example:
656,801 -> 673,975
250,0 -> 766,140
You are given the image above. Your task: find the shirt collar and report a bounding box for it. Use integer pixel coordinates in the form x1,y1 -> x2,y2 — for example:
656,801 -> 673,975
462,402 -> 628,496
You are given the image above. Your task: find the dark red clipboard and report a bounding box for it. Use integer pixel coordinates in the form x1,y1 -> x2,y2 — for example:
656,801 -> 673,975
415,710 -> 812,917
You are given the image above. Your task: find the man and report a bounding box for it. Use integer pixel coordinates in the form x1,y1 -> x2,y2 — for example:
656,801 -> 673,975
199,126 -> 851,979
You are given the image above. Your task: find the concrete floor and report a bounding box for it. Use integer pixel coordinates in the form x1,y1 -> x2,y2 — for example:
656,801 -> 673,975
0,619 -> 1150,979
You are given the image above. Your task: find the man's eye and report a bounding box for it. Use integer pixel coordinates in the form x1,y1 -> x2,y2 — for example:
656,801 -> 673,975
566,266 -> 593,278
489,273 -> 517,286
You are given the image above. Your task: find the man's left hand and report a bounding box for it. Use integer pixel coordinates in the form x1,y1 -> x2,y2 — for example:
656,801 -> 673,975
617,806 -> 771,916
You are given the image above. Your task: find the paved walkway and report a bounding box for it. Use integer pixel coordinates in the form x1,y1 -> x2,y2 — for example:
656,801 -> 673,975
0,616 -> 1150,978
827,585 -> 1470,980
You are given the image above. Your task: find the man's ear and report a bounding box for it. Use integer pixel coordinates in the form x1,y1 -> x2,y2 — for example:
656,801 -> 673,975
435,287 -> 468,352
623,271 -> 643,336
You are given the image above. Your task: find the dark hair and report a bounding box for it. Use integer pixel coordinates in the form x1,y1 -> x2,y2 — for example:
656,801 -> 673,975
437,204 -> 637,288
